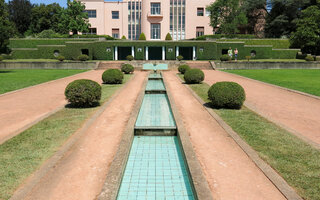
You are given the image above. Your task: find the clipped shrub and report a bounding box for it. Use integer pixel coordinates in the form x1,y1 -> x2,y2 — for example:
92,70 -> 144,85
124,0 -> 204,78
65,79 -> 101,107
220,54 -> 231,61
1,54 -> 12,60
102,69 -> 124,84
176,55 -> 183,61
121,64 -> 134,74
165,33 -> 173,40
126,55 -> 134,61
121,35 -> 127,40
78,54 -> 89,61
305,55 -> 314,61
296,52 -> 307,60
316,56 -> 320,61
57,55 -> 65,62
37,29 -> 57,38
178,64 -> 190,74
245,56 -> 251,61
0,56 -> 3,61
139,33 -> 146,40
184,69 -> 205,84
208,81 -> 246,109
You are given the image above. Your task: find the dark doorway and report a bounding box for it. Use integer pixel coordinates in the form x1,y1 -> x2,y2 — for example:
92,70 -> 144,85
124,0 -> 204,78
179,47 -> 193,60
118,47 -> 131,60
81,49 -> 89,55
222,49 -> 228,55
148,47 -> 162,60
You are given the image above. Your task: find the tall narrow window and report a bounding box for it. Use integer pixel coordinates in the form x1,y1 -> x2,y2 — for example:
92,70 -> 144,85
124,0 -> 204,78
112,11 -> 119,19
151,23 -> 161,39
85,10 -> 96,18
112,29 -> 119,39
197,8 -> 204,16
196,27 -> 204,37
151,3 -> 161,15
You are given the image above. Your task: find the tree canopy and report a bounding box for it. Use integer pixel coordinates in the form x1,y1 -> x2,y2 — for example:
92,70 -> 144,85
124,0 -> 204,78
8,0 -> 33,35
0,0 -> 15,53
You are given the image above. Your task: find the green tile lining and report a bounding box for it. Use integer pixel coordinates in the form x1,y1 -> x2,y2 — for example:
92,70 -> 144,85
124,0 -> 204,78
146,80 -> 166,91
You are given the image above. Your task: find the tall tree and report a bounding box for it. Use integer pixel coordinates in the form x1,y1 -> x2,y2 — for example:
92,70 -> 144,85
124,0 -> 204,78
0,0 -> 15,53
290,5 -> 320,54
29,3 -> 62,34
8,0 -> 33,35
206,0 -> 248,34
58,0 -> 90,35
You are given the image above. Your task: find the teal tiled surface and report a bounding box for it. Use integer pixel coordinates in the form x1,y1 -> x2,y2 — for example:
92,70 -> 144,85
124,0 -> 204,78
135,94 -> 176,128
117,136 -> 195,200
149,73 -> 162,79
143,63 -> 168,70
146,80 -> 166,91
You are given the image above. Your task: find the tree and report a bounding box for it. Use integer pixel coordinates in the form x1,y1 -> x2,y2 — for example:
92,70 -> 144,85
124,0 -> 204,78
206,0 -> 248,34
138,33 -> 146,40
290,5 -> 320,55
29,3 -> 62,34
8,0 -> 33,35
58,0 -> 90,35
0,0 -> 15,53
165,33 -> 172,40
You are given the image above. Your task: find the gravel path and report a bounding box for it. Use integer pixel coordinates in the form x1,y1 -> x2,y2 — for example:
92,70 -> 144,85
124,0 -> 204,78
22,72 -> 147,200
163,72 -> 285,200
0,70 -> 103,144
204,70 -> 320,147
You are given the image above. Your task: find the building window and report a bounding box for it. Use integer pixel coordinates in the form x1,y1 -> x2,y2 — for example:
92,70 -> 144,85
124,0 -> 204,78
83,28 -> 97,35
112,11 -> 119,19
112,29 -> 119,39
196,27 -> 204,37
85,10 -> 96,18
197,8 -> 204,16
151,3 -> 161,15
151,23 -> 160,39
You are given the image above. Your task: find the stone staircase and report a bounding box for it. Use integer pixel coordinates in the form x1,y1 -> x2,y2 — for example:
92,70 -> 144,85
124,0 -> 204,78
97,61 -> 125,70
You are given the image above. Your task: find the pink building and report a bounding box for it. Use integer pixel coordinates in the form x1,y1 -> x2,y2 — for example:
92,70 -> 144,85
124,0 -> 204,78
81,0 -> 214,40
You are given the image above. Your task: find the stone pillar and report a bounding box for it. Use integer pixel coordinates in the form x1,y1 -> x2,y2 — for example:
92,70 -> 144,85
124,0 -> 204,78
115,46 -> 118,60
162,46 -> 165,60
193,46 -> 196,60
176,46 -> 179,58
146,46 -> 149,60
132,46 -> 135,58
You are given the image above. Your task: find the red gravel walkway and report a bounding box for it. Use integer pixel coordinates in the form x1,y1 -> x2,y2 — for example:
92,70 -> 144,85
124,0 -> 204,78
204,70 -> 320,147
164,72 -> 285,200
0,70 -> 103,144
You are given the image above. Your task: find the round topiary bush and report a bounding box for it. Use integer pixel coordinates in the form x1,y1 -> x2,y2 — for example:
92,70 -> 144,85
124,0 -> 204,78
121,64 -> 134,74
305,55 -> 314,61
78,54 -> 89,61
102,69 -> 124,84
208,81 -> 246,109
178,64 -> 190,74
220,54 -> 231,61
65,79 -> 101,107
184,69 -> 205,84
126,55 -> 134,61
176,55 -> 183,61
57,55 -> 65,62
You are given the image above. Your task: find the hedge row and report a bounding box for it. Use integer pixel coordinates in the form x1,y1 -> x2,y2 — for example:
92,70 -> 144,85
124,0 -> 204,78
9,38 -> 97,48
217,39 -> 291,49
10,40 -> 299,60
195,34 -> 257,40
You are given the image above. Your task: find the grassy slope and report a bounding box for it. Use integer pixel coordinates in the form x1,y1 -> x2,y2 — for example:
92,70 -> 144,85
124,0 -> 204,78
0,75 -> 132,200
178,74 -> 320,200
224,69 -> 320,97
0,69 -> 87,94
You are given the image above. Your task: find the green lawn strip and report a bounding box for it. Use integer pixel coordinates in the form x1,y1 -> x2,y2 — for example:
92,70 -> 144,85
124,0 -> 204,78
0,69 -> 88,95
223,69 -> 320,97
178,74 -> 320,200
0,75 -> 131,200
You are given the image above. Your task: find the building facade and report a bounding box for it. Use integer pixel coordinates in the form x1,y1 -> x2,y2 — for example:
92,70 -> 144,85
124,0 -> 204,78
81,0 -> 214,40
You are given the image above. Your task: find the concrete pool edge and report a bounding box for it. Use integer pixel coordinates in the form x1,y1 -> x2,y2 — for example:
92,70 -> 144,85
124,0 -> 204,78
175,73 -> 303,200
163,75 -> 214,200
98,73 -> 149,200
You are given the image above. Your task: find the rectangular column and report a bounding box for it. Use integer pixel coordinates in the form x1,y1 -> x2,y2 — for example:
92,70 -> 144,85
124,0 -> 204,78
146,46 -> 149,61
115,46 -> 118,60
162,46 -> 165,60
193,46 -> 196,60
132,46 -> 135,58
176,46 -> 179,58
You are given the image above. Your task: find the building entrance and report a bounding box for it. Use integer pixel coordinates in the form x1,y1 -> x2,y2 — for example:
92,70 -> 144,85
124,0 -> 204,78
118,47 -> 131,60
148,47 -> 162,60
179,47 -> 193,60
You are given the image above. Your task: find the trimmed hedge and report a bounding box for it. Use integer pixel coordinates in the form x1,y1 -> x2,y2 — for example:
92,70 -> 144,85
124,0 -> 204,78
65,79 -> 101,107
184,69 -> 204,84
121,64 -> 134,74
220,54 -> 231,61
0,56 -> 3,61
178,64 -> 190,74
102,69 -> 124,84
9,38 -> 96,48
208,81 -> 245,109
305,55 -> 314,61
57,55 -> 65,61
126,55 -> 134,61
218,39 -> 291,49
78,54 -> 89,61
196,34 -> 257,40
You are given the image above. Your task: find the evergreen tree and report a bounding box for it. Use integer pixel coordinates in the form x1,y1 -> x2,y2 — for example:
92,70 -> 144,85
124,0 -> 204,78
0,0 -> 15,53
8,0 -> 33,35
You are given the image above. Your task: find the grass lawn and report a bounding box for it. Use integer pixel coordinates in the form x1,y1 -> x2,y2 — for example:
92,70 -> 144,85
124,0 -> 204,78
178,74 -> 320,200
0,75 -> 132,200
224,69 -> 320,97
0,69 -> 88,94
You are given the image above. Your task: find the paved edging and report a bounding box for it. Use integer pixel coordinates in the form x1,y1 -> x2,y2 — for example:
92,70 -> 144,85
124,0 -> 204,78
163,74 -> 214,200
176,74 -> 303,200
10,74 -> 136,200
98,73 -> 148,200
